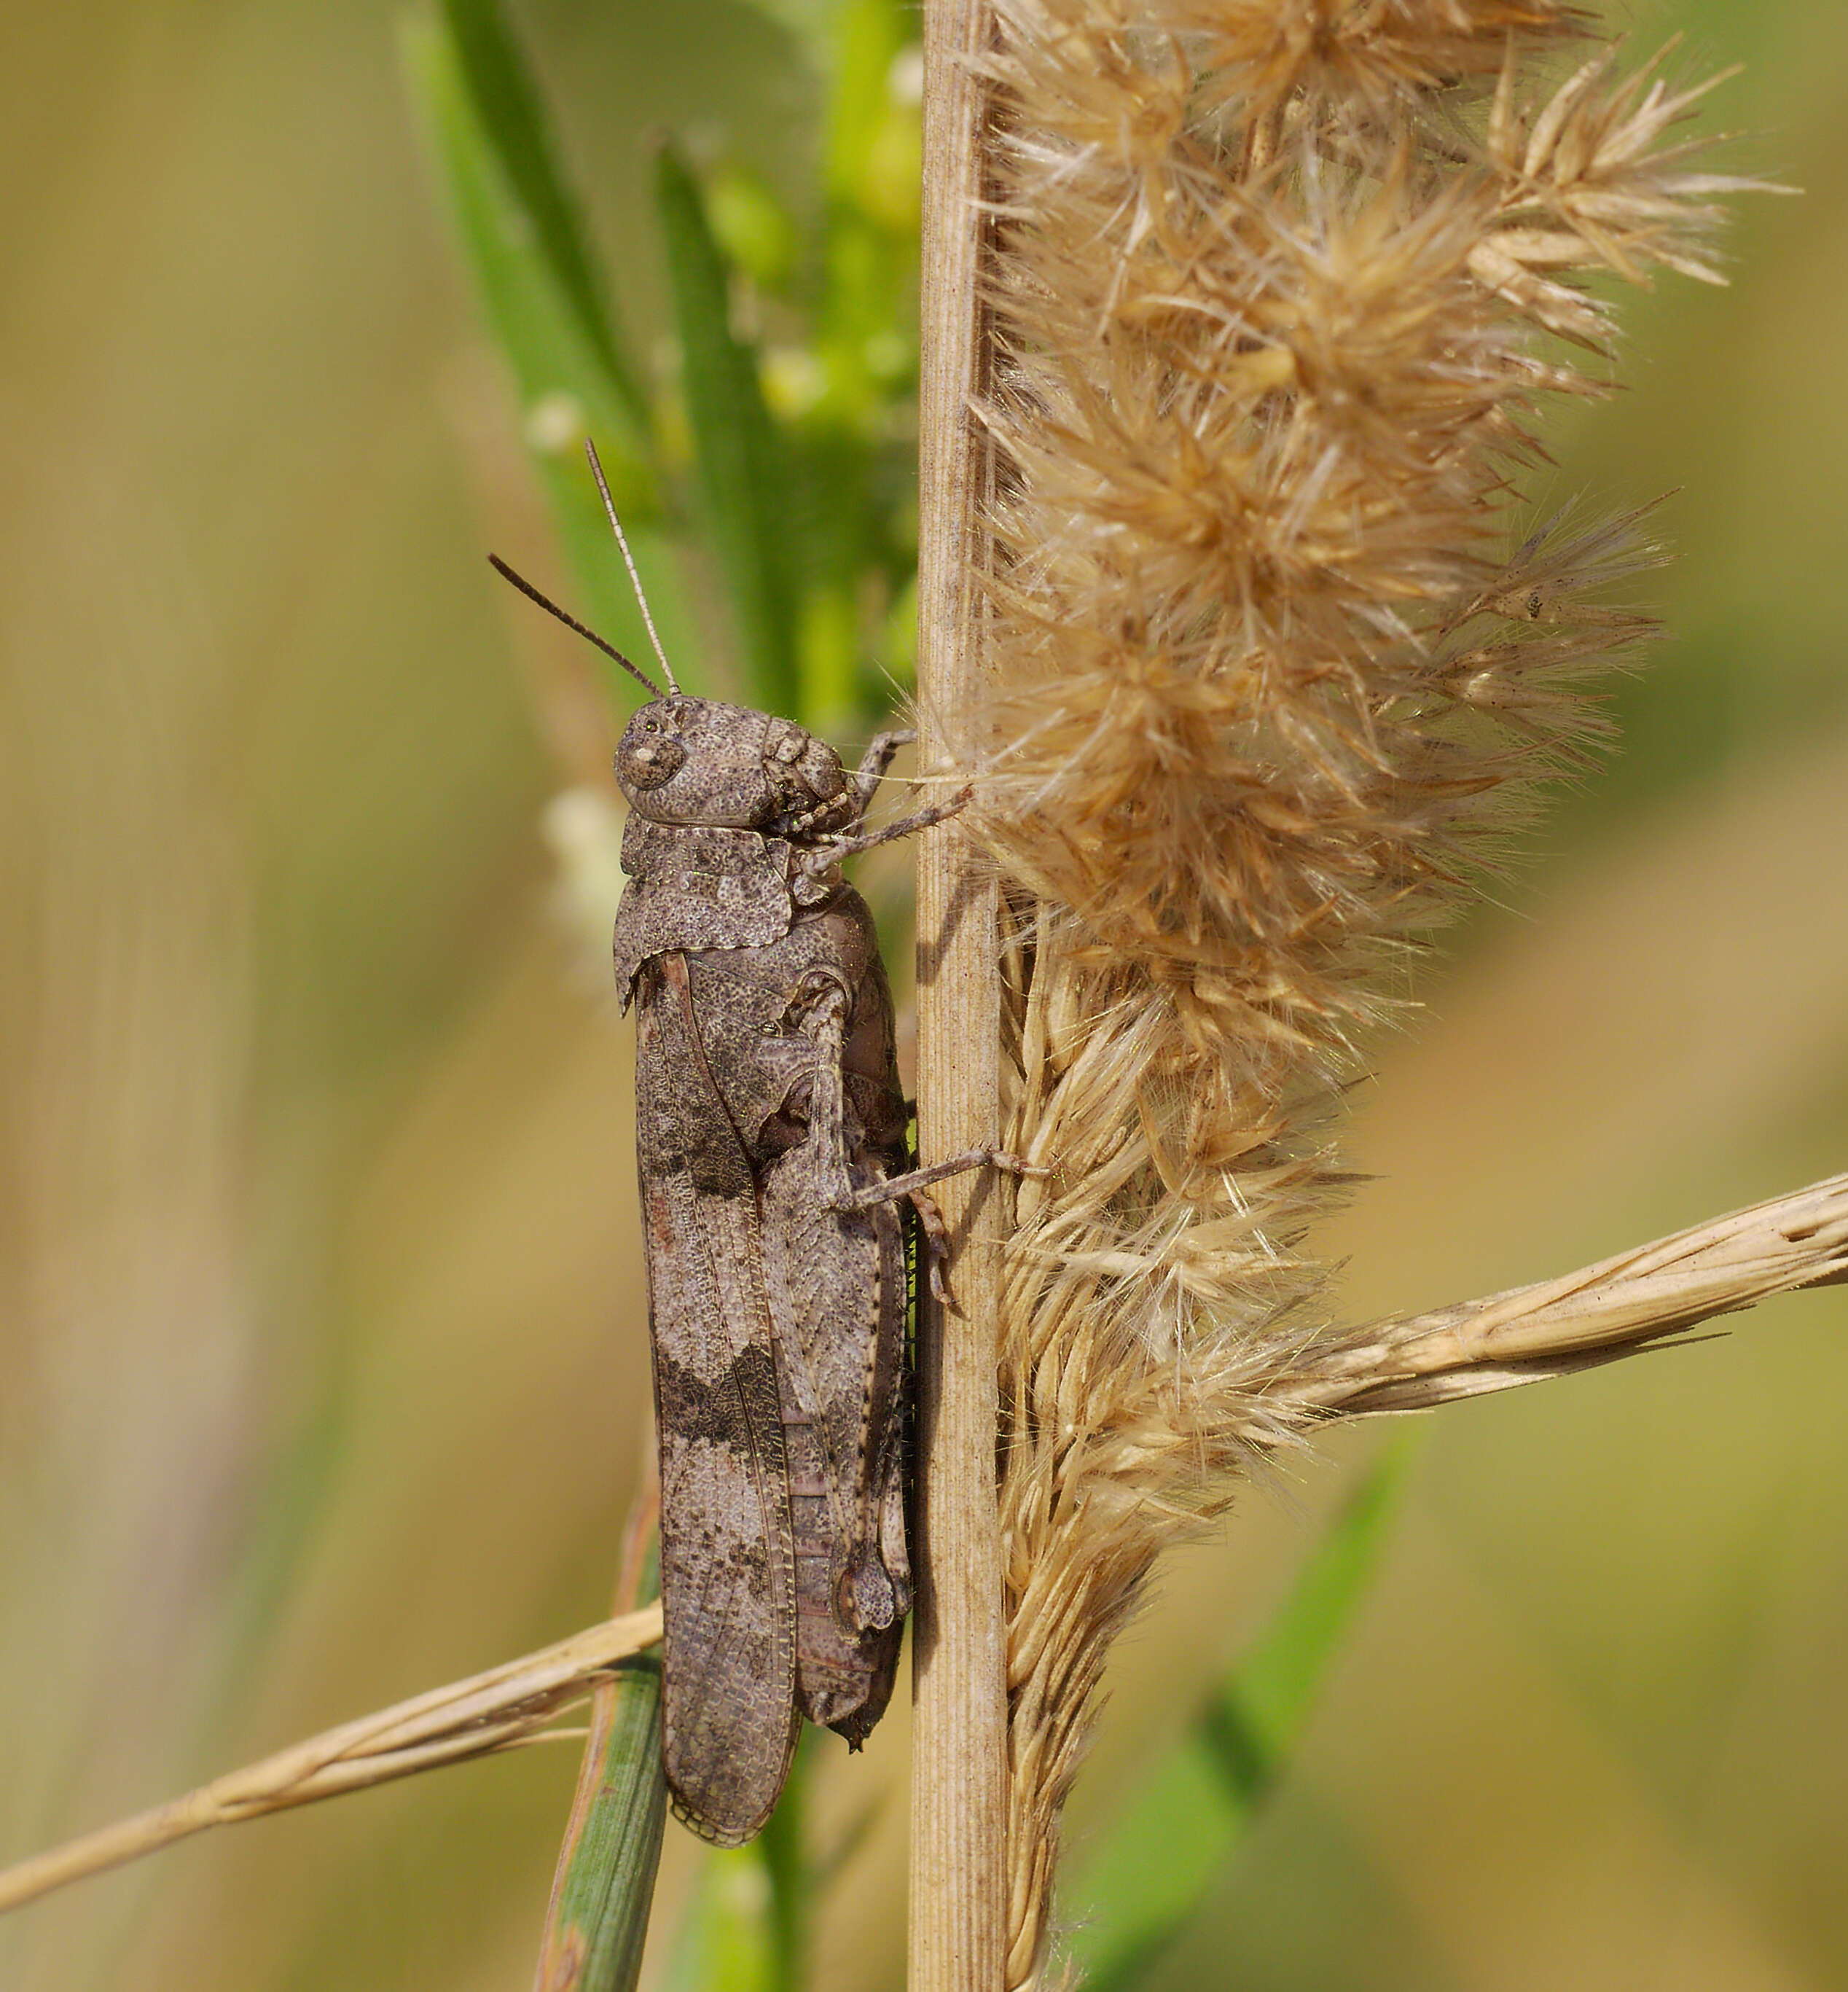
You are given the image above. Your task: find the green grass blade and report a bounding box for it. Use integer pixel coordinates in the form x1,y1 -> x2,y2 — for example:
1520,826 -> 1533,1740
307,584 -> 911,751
1065,1441 -> 1414,1990
435,0 -> 650,435
533,1518 -> 668,1992
654,142 -> 799,717
538,1652 -> 666,1992
402,11 -> 627,448
401,9 -> 700,700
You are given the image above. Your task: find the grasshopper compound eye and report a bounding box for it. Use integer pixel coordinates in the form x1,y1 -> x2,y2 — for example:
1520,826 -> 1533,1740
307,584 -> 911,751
616,714 -> 686,792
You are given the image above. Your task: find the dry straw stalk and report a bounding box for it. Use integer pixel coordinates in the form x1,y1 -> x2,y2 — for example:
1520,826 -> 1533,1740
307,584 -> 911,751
1298,1171 -> 1848,1415
914,0 -> 1010,1986
0,1604 -> 662,1917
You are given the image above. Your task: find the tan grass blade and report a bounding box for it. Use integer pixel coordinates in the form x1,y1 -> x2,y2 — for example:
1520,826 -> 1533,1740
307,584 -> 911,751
0,1604 -> 663,1918
1296,1173 -> 1848,1415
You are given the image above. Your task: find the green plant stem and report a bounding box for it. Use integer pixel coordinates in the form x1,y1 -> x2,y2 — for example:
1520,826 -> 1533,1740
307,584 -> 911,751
532,1488 -> 667,1992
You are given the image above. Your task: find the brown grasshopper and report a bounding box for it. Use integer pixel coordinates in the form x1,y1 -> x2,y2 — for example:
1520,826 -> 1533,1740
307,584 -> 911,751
492,441 -> 1022,1845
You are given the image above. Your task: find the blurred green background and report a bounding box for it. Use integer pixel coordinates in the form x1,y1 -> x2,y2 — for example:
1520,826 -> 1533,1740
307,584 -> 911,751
1,2 -> 1845,1988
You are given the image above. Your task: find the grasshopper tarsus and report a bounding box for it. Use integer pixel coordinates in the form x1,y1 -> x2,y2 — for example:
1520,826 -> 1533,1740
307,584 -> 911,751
833,1144 -> 1039,1213
831,1148 -> 1041,1308
803,786 -> 972,874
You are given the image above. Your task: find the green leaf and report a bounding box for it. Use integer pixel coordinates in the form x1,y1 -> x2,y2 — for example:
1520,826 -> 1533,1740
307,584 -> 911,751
533,1531 -> 667,1992
401,5 -> 700,701
655,142 -> 800,717
1065,1441 -> 1414,1991
434,0 -> 649,436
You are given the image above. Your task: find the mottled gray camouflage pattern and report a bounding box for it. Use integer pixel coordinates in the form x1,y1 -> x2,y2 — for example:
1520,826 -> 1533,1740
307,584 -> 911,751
615,695 -> 923,1846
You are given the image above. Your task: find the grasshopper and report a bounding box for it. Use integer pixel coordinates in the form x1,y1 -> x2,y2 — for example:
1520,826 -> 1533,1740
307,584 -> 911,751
493,442 -> 1022,1845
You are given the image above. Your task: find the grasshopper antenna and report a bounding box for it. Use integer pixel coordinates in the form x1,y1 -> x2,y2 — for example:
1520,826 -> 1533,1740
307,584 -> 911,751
584,437 -> 681,695
486,554 -> 665,701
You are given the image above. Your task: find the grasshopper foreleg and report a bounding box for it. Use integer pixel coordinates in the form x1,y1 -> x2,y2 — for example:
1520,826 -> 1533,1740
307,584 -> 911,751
801,785 -> 974,877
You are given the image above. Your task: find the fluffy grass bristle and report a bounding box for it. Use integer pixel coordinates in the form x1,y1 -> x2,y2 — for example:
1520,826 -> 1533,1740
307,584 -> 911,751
952,4 -> 1760,1979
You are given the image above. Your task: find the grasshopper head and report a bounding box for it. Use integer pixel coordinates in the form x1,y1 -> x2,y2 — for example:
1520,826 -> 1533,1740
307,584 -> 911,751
616,697 -> 850,833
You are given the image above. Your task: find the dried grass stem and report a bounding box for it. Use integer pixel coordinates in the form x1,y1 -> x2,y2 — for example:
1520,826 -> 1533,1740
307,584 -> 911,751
1301,1171 -> 1848,1415
0,1605 -> 662,1917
